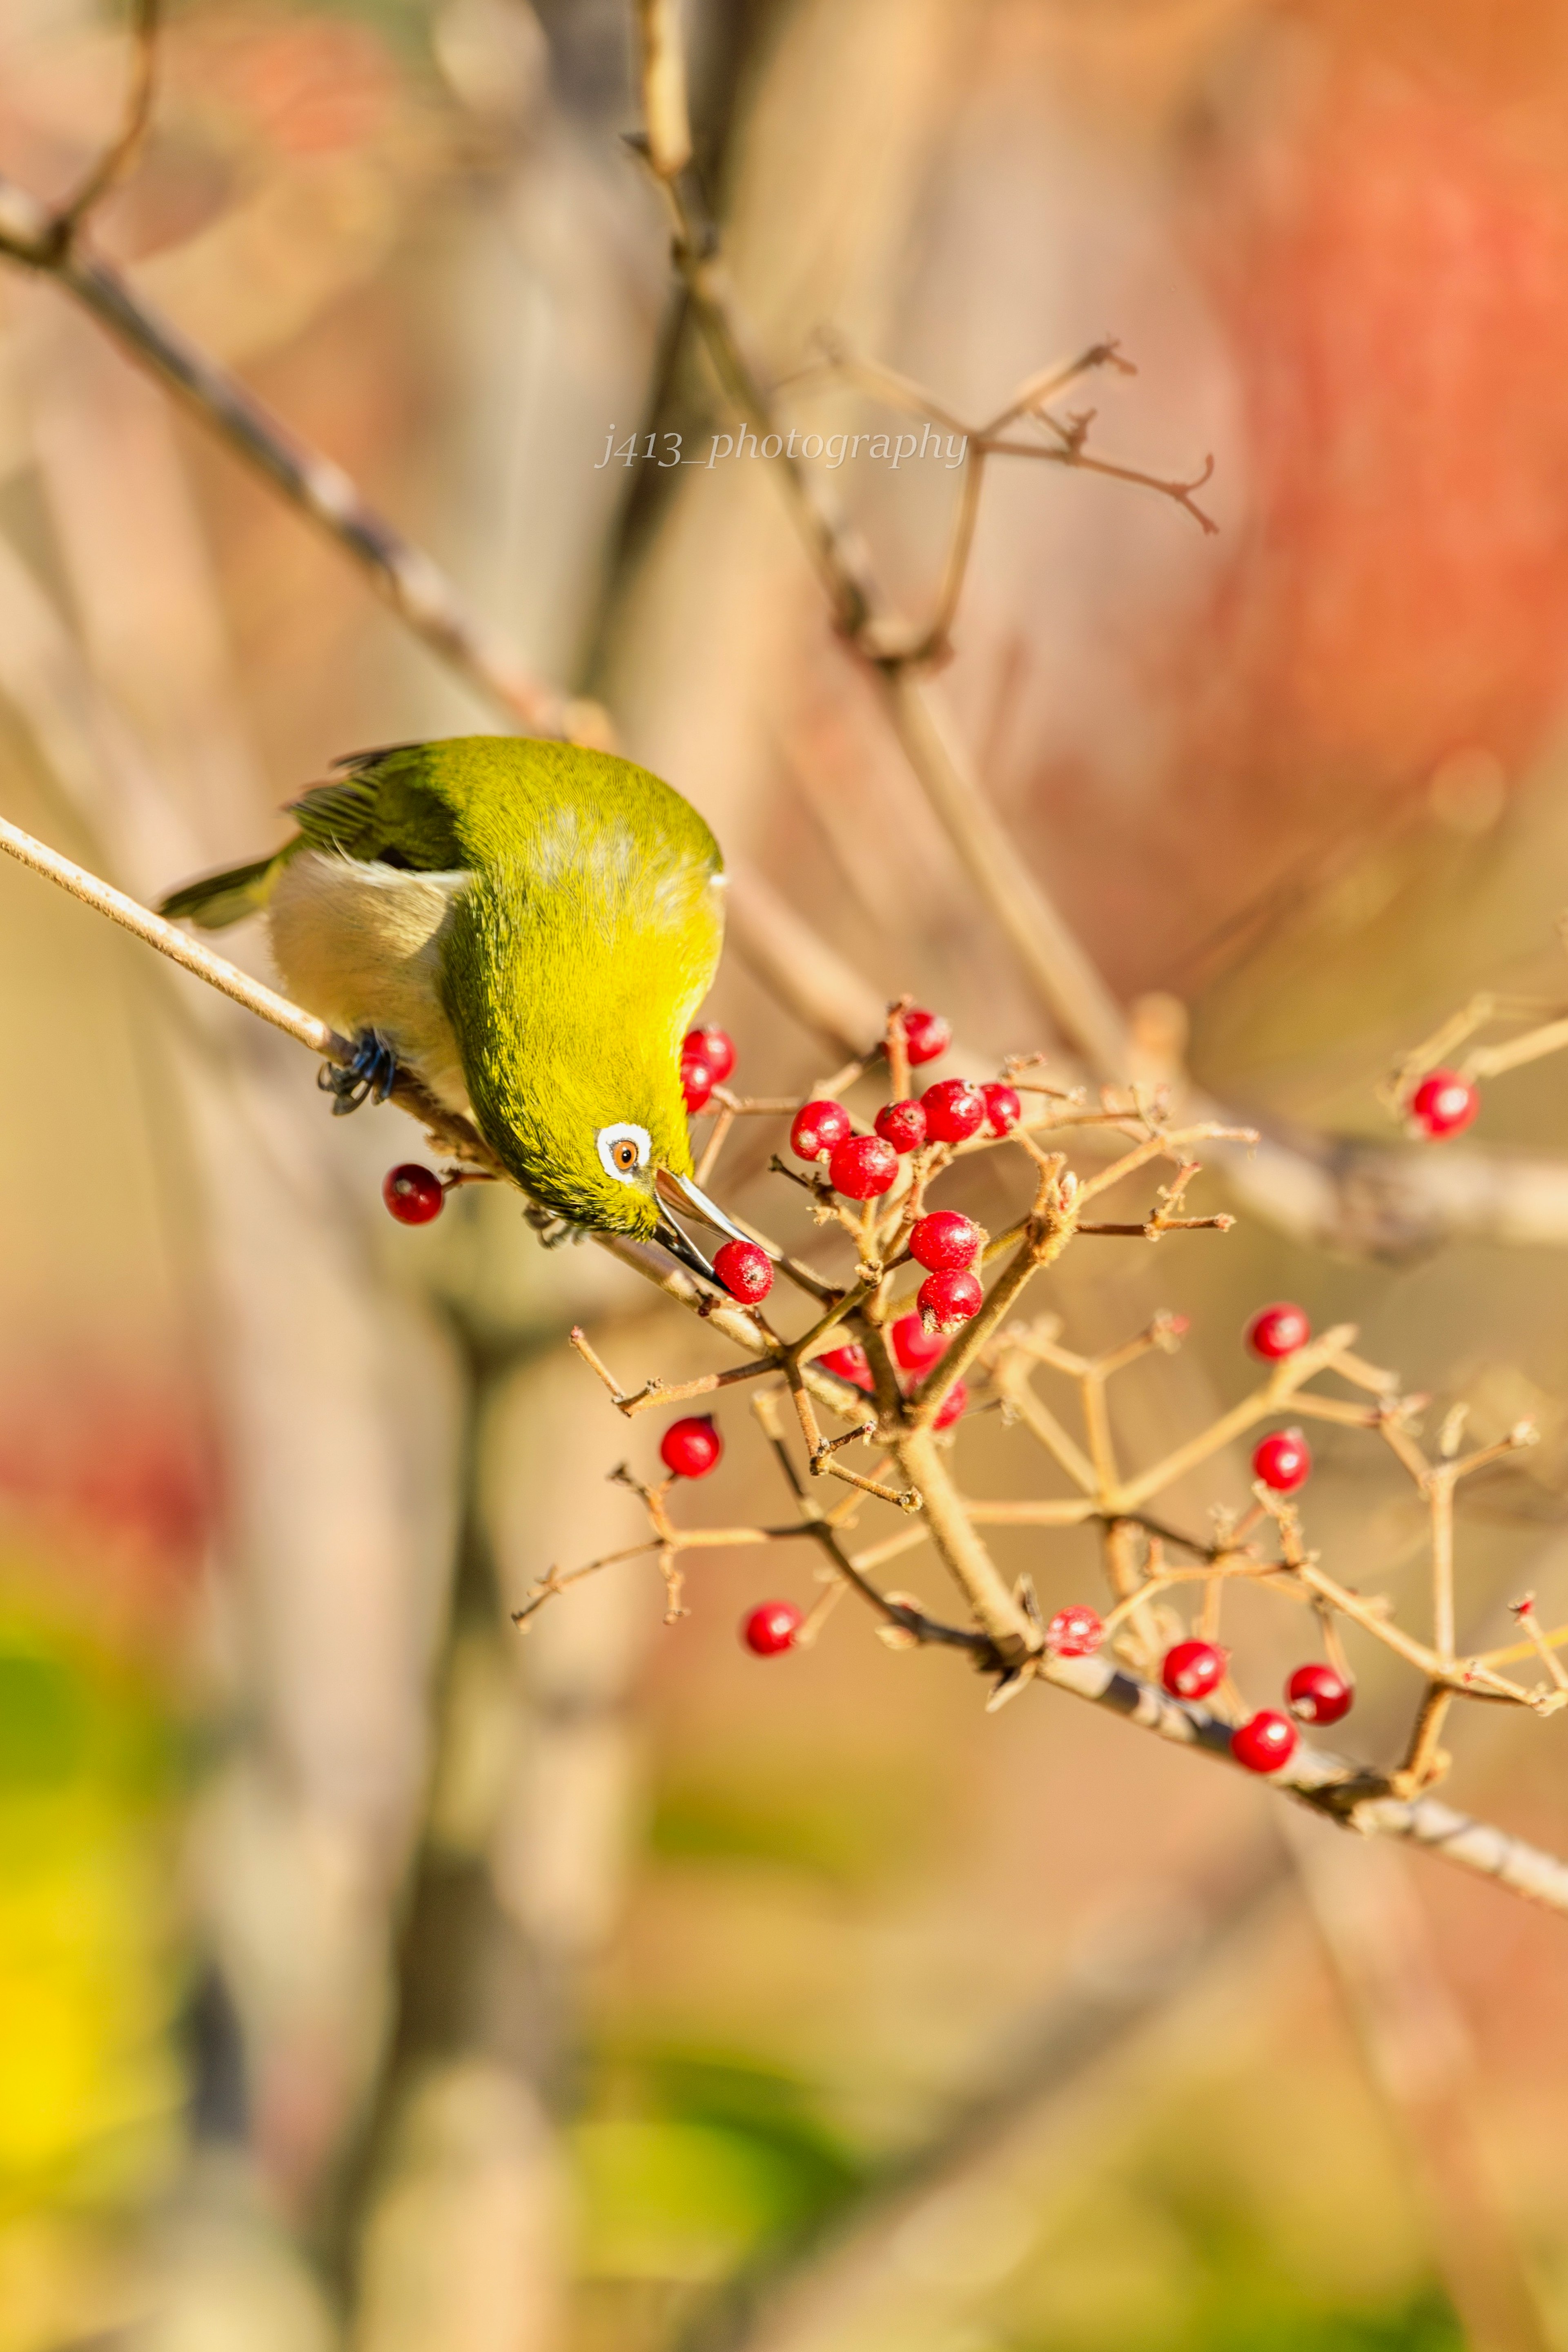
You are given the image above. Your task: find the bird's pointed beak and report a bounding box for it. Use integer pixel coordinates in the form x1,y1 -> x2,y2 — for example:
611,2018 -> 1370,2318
653,1217 -> 717,1283
653,1167 -> 757,1284
655,1167 -> 754,1246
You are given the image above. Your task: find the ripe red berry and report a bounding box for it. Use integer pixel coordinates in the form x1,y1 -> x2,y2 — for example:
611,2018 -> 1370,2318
919,1269 -> 983,1331
1161,1639 -> 1227,1701
791,1099 -> 852,1162
980,1081 -> 1022,1136
660,1416 -> 722,1479
909,1211 -> 980,1273
1287,1662 -> 1354,1724
875,1099 -> 927,1154
902,1008 -> 951,1066
1247,1301 -> 1311,1360
1046,1604 -> 1104,1657
817,1343 -> 873,1392
920,1079 -> 986,1144
383,1165 -> 445,1225
742,1600 -> 802,1656
1409,1068 -> 1480,1139
713,1238 -> 773,1303
684,1025 -> 735,1084
891,1312 -> 946,1373
1231,1710 -> 1298,1774
829,1133 -> 900,1199
681,1054 -> 715,1112
1253,1428 -> 1311,1493
932,1379 -> 968,1431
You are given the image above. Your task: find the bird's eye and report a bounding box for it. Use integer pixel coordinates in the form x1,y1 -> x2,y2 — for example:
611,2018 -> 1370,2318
597,1123 -> 652,1183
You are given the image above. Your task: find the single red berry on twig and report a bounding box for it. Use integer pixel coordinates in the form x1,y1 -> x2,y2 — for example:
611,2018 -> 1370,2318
829,1133 -> 900,1198
920,1079 -> 986,1144
875,1099 -> 927,1154
1409,1069 -> 1479,1140
790,1099 -> 852,1162
660,1416 -> 722,1478
681,1055 -> 714,1112
980,1081 -> 1021,1136
891,1312 -> 946,1373
1162,1639 -> 1227,1700
909,1211 -> 981,1272
1231,1710 -> 1298,1773
1247,1302 -> 1311,1360
383,1165 -> 445,1225
742,1600 -> 802,1656
684,1025 -> 735,1084
919,1268 -> 982,1331
817,1343 -> 873,1392
902,1008 -> 951,1065
1287,1663 -> 1353,1724
932,1379 -> 968,1431
1253,1428 -> 1311,1493
1046,1604 -> 1103,1656
713,1238 -> 773,1303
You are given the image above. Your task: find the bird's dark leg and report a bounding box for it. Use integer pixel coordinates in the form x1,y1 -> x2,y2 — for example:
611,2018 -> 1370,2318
318,1030 -> 397,1115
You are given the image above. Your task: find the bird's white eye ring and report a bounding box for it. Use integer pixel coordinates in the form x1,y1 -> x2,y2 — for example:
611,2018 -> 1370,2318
597,1123 -> 651,1183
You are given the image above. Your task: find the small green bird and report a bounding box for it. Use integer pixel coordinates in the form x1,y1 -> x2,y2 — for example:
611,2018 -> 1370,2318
160,735 -> 747,1272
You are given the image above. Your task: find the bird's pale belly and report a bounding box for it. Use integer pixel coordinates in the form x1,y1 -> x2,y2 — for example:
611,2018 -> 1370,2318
267,850 -> 474,1112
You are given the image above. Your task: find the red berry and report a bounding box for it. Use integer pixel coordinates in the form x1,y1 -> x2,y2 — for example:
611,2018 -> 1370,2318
920,1079 -> 986,1144
713,1238 -> 773,1302
1231,1710 -> 1298,1774
1247,1301 -> 1311,1360
980,1081 -> 1022,1136
1409,1068 -> 1480,1139
919,1269 -> 982,1331
1046,1604 -> 1104,1657
829,1134 -> 900,1199
932,1379 -> 969,1431
1253,1428 -> 1311,1493
875,1099 -> 927,1154
1287,1663 -> 1354,1725
902,1008 -> 951,1066
383,1165 -> 445,1225
891,1312 -> 946,1373
817,1343 -> 873,1392
684,1025 -> 735,1084
1161,1639 -> 1227,1700
660,1415 -> 722,1478
742,1600 -> 802,1656
791,1099 -> 852,1161
909,1211 -> 980,1273
681,1054 -> 715,1112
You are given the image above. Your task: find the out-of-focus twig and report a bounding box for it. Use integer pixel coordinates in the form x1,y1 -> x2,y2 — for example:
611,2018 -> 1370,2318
41,0 -> 162,260
0,6 -> 604,749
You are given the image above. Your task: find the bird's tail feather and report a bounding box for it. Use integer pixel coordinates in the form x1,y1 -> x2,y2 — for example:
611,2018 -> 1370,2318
158,854 -> 280,930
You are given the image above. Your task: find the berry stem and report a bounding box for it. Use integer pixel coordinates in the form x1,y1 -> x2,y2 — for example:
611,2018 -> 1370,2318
885,999 -> 912,1104
898,1424 -> 1036,1659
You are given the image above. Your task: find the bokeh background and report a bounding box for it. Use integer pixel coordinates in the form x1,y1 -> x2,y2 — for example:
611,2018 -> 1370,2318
4,1 -> 1568,2347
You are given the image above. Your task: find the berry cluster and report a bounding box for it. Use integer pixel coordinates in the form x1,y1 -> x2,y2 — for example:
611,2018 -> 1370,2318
517,994 -> 1560,1886
679,1023 -> 735,1114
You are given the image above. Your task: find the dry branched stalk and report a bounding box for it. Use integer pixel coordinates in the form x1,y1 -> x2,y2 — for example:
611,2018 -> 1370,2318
7,815 -> 1568,1916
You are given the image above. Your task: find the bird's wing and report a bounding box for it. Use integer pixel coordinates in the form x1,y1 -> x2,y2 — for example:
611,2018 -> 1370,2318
286,745 -> 466,873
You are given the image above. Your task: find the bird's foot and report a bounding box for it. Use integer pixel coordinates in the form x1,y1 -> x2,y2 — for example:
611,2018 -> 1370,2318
318,1030 -> 397,1116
